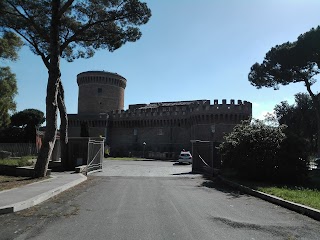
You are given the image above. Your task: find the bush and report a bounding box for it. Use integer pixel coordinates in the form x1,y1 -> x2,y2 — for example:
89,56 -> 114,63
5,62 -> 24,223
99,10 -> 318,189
219,119 -> 309,183
0,156 -> 34,167
273,131 -> 309,183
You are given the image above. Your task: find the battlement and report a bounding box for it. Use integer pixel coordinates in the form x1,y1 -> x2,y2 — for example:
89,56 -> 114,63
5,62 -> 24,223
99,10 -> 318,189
77,71 -> 127,89
112,99 -> 252,119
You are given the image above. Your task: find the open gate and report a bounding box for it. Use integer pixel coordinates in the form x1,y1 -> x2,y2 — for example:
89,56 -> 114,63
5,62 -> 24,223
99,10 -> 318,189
86,139 -> 104,174
191,140 -> 221,176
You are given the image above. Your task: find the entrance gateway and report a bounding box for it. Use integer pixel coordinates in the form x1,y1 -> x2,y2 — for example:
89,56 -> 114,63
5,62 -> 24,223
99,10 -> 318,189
66,137 -> 104,174
191,140 -> 221,176
86,138 -> 104,173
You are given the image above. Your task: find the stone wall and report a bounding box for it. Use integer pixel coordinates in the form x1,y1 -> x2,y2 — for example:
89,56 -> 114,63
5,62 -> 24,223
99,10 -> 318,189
77,71 -> 126,114
68,71 -> 252,159
68,99 -> 252,158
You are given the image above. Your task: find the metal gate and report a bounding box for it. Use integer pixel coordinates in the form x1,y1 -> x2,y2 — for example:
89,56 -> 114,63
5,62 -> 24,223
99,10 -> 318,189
87,139 -> 104,174
191,140 -> 221,176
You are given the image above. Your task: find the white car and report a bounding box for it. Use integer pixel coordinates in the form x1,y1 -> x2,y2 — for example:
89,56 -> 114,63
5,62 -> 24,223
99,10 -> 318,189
178,151 -> 192,164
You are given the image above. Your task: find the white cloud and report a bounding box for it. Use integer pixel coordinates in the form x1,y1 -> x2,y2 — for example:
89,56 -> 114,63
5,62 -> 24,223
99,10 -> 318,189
252,102 -> 260,107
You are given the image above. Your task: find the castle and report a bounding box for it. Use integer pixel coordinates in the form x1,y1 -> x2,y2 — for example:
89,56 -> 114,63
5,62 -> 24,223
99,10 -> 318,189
68,71 -> 252,158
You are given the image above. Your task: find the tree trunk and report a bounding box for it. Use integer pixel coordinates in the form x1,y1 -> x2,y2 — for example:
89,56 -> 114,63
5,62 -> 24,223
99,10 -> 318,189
34,0 -> 61,178
305,79 -> 320,157
58,81 -> 69,170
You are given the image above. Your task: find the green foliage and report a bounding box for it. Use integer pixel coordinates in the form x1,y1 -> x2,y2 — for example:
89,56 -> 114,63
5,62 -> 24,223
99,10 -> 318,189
258,186 -> 320,210
248,33 -> 320,90
219,119 -> 309,183
0,126 -> 24,143
219,120 -> 286,181
274,93 -> 317,153
0,31 -> 23,61
0,108 -> 45,143
0,0 -> 152,63
248,26 -> 320,156
0,67 -> 17,128
0,31 -> 22,128
0,156 -> 34,167
10,109 -> 45,128
274,131 -> 309,183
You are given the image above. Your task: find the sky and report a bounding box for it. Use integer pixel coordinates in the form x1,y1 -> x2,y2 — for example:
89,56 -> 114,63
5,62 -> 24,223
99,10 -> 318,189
5,0 -> 320,121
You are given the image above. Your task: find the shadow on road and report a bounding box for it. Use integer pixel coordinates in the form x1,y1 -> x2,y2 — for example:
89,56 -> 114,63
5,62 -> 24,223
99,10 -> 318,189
172,162 -> 191,166
200,177 -> 248,199
171,172 -> 197,176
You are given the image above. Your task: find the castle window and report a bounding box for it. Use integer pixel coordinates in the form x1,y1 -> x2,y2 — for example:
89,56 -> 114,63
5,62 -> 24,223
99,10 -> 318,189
157,128 -> 163,135
98,88 -> 102,95
133,129 -> 138,135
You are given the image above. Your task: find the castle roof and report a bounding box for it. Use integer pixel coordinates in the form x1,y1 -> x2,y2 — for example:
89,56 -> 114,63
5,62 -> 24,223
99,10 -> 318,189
137,100 -> 208,109
77,71 -> 126,80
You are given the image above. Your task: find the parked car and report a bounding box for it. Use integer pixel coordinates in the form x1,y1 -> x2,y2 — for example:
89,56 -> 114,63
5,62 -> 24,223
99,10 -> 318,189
178,151 -> 192,164
315,158 -> 320,169
310,158 -> 320,170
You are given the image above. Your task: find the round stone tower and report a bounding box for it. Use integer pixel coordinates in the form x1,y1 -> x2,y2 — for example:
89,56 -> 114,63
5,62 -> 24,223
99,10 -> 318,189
77,71 -> 127,114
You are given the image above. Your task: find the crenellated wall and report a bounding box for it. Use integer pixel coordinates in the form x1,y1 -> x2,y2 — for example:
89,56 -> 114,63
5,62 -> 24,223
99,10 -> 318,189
69,99 -> 251,129
77,71 -> 126,114
108,99 -> 251,127
68,70 -> 253,158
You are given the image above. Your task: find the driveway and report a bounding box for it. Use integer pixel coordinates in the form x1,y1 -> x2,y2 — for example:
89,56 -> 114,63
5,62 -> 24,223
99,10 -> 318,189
1,160 -> 319,240
93,159 -> 197,177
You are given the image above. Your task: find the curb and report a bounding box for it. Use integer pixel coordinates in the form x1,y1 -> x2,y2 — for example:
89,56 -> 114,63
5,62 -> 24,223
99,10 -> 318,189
218,176 -> 320,221
0,174 -> 87,214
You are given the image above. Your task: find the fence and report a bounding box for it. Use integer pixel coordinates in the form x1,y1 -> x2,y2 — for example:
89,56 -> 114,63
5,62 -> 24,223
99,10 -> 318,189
87,139 -> 104,173
0,143 -> 38,157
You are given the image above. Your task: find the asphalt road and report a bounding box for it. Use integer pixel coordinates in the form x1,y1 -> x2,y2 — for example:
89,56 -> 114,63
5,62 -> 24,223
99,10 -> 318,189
1,160 -> 320,240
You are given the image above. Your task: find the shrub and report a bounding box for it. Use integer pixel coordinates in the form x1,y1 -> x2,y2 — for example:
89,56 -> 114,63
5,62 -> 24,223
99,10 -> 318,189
219,119 -> 309,183
274,131 -> 309,183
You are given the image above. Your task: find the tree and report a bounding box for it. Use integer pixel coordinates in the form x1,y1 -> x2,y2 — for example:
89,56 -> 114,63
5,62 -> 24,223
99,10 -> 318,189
0,108 -> 45,143
248,26 -> 320,156
10,108 -> 45,142
0,31 -> 23,61
0,67 -> 17,127
274,93 -> 317,153
0,0 -> 151,177
0,31 -> 23,128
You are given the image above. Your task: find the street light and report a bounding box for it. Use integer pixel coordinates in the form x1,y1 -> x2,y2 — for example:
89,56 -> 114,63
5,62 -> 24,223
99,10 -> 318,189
99,113 -> 109,141
143,142 -> 146,158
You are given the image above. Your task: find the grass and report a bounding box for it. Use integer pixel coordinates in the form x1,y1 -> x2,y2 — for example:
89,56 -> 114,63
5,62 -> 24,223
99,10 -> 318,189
0,156 -> 43,191
0,156 -> 36,167
222,169 -> 320,211
0,175 -> 48,191
257,186 -> 320,210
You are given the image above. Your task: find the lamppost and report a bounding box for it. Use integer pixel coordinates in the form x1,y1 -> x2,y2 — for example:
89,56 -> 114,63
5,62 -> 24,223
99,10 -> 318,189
143,142 -> 146,158
99,113 -> 109,141
105,114 -> 109,142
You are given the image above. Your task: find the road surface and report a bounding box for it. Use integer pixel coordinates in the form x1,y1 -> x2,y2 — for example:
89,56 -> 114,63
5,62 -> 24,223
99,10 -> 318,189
1,160 -> 319,240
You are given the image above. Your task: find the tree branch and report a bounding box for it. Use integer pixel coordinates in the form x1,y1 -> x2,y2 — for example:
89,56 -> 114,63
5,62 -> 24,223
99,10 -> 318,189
59,0 -> 75,17
6,1 -> 49,43
8,27 -> 49,68
59,13 -> 130,54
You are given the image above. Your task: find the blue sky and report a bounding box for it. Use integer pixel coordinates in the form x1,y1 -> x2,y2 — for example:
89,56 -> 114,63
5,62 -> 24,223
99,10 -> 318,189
6,0 -> 320,121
